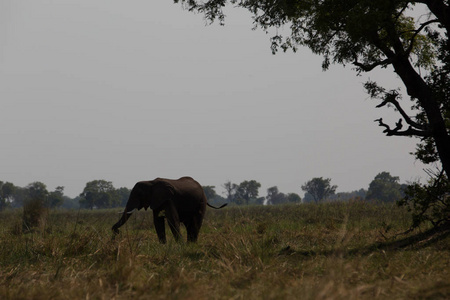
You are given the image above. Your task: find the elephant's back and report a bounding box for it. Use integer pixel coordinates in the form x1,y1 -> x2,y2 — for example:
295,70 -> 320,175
163,177 -> 206,204
153,176 -> 206,205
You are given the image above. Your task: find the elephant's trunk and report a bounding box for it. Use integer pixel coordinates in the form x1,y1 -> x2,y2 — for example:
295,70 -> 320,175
117,208 -> 136,215
112,208 -> 135,234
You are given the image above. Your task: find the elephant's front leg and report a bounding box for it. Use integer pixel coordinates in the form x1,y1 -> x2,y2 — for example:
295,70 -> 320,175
165,206 -> 182,242
153,210 -> 166,244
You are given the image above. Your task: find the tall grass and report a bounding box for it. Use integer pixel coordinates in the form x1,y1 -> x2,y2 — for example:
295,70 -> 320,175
0,202 -> 448,299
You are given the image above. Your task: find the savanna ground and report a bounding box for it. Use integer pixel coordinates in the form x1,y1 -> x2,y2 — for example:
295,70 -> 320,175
0,202 -> 449,299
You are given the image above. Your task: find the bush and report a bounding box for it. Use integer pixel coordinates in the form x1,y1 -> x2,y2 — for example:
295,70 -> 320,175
22,198 -> 48,233
399,171 -> 450,228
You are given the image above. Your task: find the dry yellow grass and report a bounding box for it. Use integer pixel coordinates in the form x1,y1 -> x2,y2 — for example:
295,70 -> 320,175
0,202 -> 449,299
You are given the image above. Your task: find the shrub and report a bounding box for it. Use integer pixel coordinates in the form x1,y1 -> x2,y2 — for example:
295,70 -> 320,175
399,171 -> 450,228
22,198 -> 47,233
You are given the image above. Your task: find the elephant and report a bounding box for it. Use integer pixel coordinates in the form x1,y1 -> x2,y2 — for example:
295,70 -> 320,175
112,176 -> 226,243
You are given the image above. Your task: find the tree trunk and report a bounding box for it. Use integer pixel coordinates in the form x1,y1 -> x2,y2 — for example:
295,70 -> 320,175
392,56 -> 450,178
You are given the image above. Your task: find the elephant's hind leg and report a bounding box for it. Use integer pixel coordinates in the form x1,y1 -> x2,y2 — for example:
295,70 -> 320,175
185,217 -> 203,243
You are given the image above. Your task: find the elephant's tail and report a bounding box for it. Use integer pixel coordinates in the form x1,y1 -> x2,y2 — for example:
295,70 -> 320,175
207,202 -> 227,209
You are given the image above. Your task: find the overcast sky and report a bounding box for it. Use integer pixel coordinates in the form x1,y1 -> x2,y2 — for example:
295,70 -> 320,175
0,0 -> 427,198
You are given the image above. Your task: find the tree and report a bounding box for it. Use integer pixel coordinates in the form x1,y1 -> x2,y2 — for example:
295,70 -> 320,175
366,172 -> 403,202
287,193 -> 301,204
47,186 -> 65,208
222,180 -> 261,205
399,169 -> 449,227
266,187 -> 300,205
222,181 -> 238,203
79,180 -> 119,209
26,182 -> 48,201
235,180 -> 261,205
0,181 -> 15,211
117,187 -> 131,207
61,196 -> 80,209
203,185 -> 229,206
301,177 -> 337,203
202,186 -> 217,200
11,186 -> 27,208
329,189 -> 367,201
266,186 -> 287,205
23,182 -> 49,232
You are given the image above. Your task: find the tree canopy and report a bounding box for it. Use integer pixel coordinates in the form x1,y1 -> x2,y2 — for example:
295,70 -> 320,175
202,185 -> 217,200
0,181 -> 15,211
79,180 -> 120,210
237,180 -> 261,204
47,186 -> 65,208
266,186 -> 302,205
366,171 -> 404,202
301,177 -> 337,203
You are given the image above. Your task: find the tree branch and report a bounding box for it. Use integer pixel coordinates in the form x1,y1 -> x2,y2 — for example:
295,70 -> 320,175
375,93 -> 428,130
353,57 -> 393,72
404,19 -> 440,56
374,118 -> 431,137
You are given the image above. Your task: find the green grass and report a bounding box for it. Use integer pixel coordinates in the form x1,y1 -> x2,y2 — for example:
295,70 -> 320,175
0,202 -> 449,299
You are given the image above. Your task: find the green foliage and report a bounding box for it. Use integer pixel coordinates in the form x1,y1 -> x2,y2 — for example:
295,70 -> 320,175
116,187 -> 131,207
266,186 -> 301,205
202,185 -> 232,206
366,172 -> 403,202
235,180 -> 261,205
47,186 -> 65,208
26,182 -> 49,202
286,192 -> 301,203
0,181 -> 15,211
301,177 -> 337,203
22,198 -> 47,233
79,180 -> 120,209
399,171 -> 450,228
266,186 -> 285,205
22,182 -> 49,232
10,186 -> 27,208
329,189 -> 367,201
202,185 -> 217,200
177,1 -> 438,71
222,180 -> 262,205
61,196 -> 80,209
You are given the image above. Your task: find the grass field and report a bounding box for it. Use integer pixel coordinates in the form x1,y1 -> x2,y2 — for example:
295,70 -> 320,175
0,202 -> 449,299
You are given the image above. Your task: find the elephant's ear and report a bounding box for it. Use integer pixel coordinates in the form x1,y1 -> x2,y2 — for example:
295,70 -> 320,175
128,181 -> 152,211
150,181 -> 174,210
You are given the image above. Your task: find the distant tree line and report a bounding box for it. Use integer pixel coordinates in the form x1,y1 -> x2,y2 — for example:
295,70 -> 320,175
0,171 -> 406,211
0,180 -> 131,211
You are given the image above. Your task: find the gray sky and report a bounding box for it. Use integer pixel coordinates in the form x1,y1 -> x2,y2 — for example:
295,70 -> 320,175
1,0 -> 427,198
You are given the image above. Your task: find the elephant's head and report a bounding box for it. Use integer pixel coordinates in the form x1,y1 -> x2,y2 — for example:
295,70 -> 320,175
125,180 -> 174,212
112,180 -> 174,234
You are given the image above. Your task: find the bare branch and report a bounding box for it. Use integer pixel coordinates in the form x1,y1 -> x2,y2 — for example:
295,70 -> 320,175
353,57 -> 393,72
394,3 -> 410,20
374,118 -> 431,137
375,93 -> 428,130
